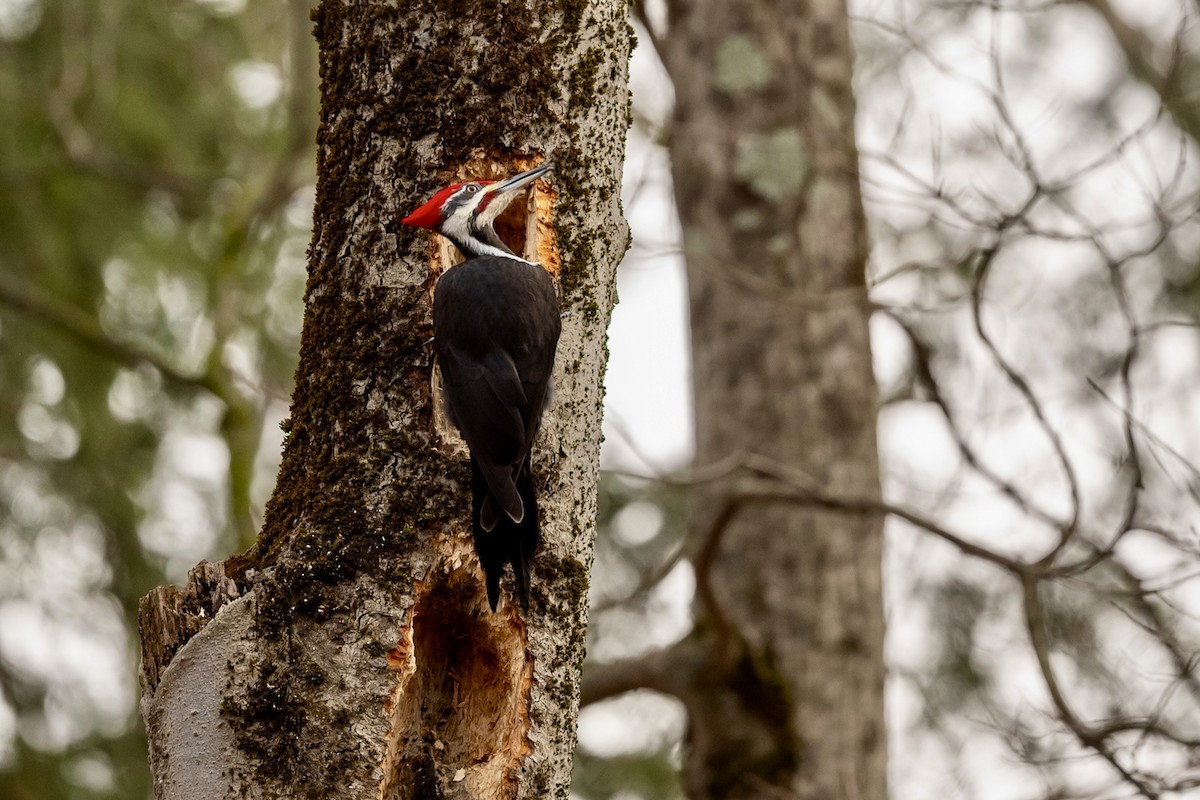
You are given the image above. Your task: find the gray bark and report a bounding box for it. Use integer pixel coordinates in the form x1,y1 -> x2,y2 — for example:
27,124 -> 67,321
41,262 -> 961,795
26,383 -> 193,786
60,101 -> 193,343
137,1 -> 630,798
658,0 -> 888,797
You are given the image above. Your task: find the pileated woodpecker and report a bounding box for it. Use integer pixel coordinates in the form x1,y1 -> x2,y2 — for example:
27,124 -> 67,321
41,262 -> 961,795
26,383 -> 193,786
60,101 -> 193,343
401,162 -> 560,612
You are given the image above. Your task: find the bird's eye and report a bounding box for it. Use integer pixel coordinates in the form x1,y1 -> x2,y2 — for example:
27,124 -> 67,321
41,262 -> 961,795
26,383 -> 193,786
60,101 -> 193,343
466,184 -> 480,193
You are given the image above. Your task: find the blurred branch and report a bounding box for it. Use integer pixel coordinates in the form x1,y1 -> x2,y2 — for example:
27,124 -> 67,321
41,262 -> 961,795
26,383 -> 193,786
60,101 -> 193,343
718,452 -> 1030,569
614,450 -> 1032,660
1077,0 -> 1200,144
616,449 -> 1035,570
1022,575 -> 1165,798
581,640 -> 695,706
0,270 -> 227,399
693,456 -> 1029,653
591,533 -> 687,614
1109,559 -> 1200,706
630,2 -> 665,63
886,309 -> 1068,531
970,245 -> 1082,549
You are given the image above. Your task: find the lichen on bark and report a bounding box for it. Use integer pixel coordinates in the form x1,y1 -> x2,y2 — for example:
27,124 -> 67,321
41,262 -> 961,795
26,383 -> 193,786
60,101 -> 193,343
138,1 -> 631,798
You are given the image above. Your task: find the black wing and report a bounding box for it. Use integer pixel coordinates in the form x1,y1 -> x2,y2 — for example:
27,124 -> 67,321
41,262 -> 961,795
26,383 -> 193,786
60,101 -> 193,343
433,256 -> 561,522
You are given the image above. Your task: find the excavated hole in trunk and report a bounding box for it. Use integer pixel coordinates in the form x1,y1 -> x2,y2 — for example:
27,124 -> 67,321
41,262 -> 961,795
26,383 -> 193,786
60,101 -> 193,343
493,201 -> 529,258
430,157 -> 558,454
381,549 -> 533,800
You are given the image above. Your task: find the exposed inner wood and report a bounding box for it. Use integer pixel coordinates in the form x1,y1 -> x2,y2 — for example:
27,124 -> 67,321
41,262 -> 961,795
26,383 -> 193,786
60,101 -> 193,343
379,534 -> 533,800
139,560 -> 241,697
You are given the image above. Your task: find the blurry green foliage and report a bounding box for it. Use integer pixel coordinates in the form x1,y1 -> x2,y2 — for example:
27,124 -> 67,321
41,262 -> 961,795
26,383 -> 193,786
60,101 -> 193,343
573,748 -> 685,800
0,3 -> 688,797
574,471 -> 691,799
0,0 -> 315,796
923,578 -> 991,720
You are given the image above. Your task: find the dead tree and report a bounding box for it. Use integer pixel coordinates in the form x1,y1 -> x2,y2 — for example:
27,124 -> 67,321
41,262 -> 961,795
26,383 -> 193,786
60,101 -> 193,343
136,1 -> 631,797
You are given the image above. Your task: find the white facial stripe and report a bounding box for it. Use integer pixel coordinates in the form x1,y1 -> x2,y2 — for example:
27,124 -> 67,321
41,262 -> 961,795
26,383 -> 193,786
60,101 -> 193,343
478,188 -> 540,264
477,188 -> 518,229
438,182 -> 539,265
439,208 -> 474,246
448,184 -> 487,215
439,185 -> 486,242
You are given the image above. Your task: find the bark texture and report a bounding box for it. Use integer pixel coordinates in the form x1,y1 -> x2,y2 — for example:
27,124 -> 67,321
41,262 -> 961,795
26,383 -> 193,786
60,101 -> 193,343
137,1 -> 630,798
659,1 -> 887,798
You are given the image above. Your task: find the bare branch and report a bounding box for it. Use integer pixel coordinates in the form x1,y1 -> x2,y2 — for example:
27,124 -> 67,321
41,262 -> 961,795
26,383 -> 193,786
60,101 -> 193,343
970,245 -> 1083,551
615,451 -> 1032,576
0,270 -> 227,399
580,641 -> 695,706
1076,0 -> 1200,143
1022,575 -> 1163,798
886,309 -> 1069,531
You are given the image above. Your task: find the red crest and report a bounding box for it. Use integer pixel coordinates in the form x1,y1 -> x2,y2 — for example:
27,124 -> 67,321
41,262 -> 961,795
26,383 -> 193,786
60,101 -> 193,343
401,180 -> 495,229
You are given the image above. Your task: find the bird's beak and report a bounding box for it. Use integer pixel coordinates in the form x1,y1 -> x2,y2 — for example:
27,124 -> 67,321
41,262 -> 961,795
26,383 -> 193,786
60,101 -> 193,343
486,161 -> 554,197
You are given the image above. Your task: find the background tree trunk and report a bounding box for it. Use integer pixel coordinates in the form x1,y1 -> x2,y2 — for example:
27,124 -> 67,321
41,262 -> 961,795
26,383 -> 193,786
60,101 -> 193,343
659,1 -> 887,797
136,1 -> 630,798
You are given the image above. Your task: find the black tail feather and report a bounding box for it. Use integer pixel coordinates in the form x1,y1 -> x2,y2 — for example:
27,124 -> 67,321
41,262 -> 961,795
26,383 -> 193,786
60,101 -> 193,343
471,455 -> 540,612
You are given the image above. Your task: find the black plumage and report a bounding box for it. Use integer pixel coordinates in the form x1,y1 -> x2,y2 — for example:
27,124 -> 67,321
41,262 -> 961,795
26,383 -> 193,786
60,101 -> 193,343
401,162 -> 559,610
433,255 -> 561,610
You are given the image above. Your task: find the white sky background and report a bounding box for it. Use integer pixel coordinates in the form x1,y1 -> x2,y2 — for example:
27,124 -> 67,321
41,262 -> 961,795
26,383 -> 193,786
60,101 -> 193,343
583,0 -> 1200,796
600,42 -> 692,475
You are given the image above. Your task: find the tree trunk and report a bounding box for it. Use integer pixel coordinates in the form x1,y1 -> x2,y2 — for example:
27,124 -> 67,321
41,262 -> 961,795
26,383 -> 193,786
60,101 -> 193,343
659,1 -> 887,798
136,1 -> 630,798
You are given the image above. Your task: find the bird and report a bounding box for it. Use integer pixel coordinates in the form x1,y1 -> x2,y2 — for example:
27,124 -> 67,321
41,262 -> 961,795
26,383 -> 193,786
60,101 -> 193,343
401,162 -> 560,612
